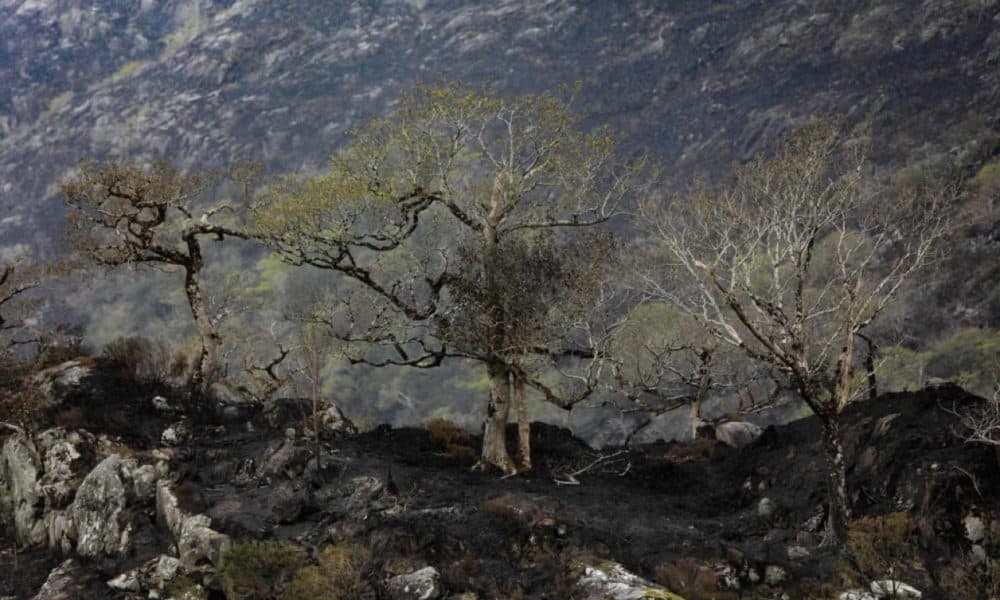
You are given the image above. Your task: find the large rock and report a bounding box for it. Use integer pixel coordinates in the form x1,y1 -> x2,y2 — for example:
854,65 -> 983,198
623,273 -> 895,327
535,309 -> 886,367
68,454 -> 135,558
0,428 -> 98,548
575,561 -> 683,600
715,421 -> 763,449
156,480 -> 231,570
870,580 -> 922,598
29,360 -> 92,409
0,433 -> 45,546
385,566 -> 442,600
32,559 -> 91,600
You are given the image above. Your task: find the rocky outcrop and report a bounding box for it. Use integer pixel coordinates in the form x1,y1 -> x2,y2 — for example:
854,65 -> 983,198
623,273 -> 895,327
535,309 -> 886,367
156,480 -> 231,570
31,559 -> 92,600
29,361 -> 92,410
385,566 -> 442,600
715,421 -> 763,449
0,428 -> 97,548
1,427 -> 172,562
575,561 -> 683,600
67,454 -> 136,558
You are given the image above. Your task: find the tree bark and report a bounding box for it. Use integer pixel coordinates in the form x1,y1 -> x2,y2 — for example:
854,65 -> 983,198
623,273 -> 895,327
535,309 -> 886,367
514,375 -> 531,471
182,239 -> 219,394
690,347 -> 714,440
857,333 -> 878,402
480,362 -> 516,474
819,415 -> 850,547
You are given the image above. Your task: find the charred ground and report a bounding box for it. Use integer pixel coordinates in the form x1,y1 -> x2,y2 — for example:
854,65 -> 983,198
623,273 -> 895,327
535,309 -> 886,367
1,361 -> 997,599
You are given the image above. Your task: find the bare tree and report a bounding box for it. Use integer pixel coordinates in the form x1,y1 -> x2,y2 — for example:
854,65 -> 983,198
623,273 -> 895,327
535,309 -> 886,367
62,159 -> 260,392
638,122 -> 949,546
0,257 -> 43,354
255,83 -> 642,474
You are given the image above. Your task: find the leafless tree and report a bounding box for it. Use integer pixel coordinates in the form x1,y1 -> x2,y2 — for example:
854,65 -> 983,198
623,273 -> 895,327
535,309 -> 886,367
637,122 -> 950,546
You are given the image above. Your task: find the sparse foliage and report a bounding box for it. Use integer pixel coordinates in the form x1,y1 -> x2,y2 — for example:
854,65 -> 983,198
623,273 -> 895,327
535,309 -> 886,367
256,82 -> 643,473
62,158 -> 261,392
638,121 -> 950,545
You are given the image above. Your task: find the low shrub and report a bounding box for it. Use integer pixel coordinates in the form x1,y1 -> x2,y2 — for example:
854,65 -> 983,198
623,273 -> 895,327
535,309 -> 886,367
102,335 -> 177,385
847,512 -> 921,580
283,542 -> 370,600
219,540 -> 307,599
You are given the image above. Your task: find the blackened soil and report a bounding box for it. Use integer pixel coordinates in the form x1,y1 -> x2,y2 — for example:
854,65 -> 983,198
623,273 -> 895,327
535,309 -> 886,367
5,381 -> 997,599
170,384 -> 999,599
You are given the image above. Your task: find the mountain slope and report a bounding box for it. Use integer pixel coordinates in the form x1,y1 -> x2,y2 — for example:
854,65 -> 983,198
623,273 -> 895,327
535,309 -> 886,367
2,0 -> 999,242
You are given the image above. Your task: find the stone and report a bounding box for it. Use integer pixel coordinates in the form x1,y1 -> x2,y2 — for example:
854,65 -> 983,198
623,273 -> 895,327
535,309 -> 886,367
963,514 -> 986,543
787,545 -> 810,560
971,544 -> 987,564
156,480 -> 183,538
870,580 -> 922,598
575,561 -> 683,599
258,439 -> 311,478
107,571 -> 140,592
152,395 -> 180,413
385,566 -> 443,600
715,421 -> 763,448
764,565 -> 787,586
314,403 -> 358,435
154,555 -> 183,583
1,433 -> 46,546
177,513 -> 231,569
69,454 -> 134,558
32,559 -> 88,600
757,497 -> 776,518
840,591 -> 876,600
161,421 -> 190,446
154,481 -> 230,569
30,360 -> 92,409
129,464 -> 158,501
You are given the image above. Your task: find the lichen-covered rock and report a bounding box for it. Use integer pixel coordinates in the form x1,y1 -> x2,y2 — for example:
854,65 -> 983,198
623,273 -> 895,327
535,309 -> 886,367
575,561 -> 683,600
35,429 -> 97,508
29,360 -> 92,409
0,432 -> 45,545
156,480 -> 231,570
154,555 -> 183,585
156,479 -> 184,538
963,514 -> 986,543
870,580 -> 922,598
315,403 -> 357,435
1,428 -> 100,548
177,513 -> 231,569
68,454 -> 134,558
32,559 -> 89,600
715,421 -> 763,448
385,566 -> 442,600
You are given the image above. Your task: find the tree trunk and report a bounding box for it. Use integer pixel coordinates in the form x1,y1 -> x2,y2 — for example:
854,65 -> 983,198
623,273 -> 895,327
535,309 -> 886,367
514,375 -> 531,471
690,347 -> 714,440
480,362 -> 516,474
182,248 -> 219,394
819,415 -> 850,547
857,333 -> 877,402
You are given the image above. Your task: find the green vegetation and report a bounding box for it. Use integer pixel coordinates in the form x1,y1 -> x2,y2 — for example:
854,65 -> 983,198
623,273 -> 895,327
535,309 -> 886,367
283,543 -> 370,600
219,540 -> 308,599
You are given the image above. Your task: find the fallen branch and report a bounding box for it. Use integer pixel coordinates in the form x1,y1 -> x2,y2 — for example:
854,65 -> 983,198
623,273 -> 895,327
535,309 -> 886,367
553,449 -> 631,486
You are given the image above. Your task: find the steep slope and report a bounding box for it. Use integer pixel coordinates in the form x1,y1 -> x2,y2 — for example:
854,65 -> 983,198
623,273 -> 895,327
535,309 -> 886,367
2,0 -> 999,244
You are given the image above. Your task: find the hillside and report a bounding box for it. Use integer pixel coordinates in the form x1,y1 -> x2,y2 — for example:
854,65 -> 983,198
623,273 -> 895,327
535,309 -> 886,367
2,0 -> 999,239
1,361 -> 997,598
